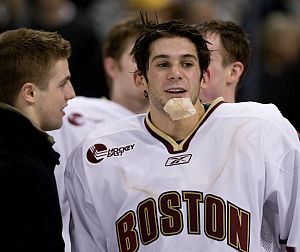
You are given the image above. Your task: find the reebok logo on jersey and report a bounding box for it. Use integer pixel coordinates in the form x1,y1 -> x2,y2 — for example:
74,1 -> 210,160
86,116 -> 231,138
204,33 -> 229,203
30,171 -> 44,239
165,154 -> 192,166
86,143 -> 135,164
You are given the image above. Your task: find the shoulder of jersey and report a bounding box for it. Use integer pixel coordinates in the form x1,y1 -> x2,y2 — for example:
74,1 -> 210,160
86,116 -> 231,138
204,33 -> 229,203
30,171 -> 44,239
64,96 -> 135,125
219,102 -> 299,140
84,113 -> 145,142
217,102 -> 281,120
65,96 -> 116,113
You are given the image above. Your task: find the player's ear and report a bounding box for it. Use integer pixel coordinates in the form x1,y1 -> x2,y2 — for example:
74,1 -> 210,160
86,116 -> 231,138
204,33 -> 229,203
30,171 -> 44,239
20,82 -> 36,104
228,61 -> 244,84
133,71 -> 146,89
200,70 -> 210,89
104,57 -> 117,79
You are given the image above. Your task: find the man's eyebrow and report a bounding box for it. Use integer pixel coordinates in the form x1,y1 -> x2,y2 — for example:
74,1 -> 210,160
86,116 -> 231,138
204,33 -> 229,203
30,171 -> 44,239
181,54 -> 198,60
59,75 -> 71,84
151,54 -> 169,62
151,54 -> 198,62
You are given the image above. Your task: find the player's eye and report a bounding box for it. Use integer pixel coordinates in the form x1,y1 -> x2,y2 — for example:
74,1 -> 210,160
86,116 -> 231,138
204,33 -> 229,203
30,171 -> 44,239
59,80 -> 70,88
182,62 -> 194,68
157,62 -> 169,68
59,82 -> 67,88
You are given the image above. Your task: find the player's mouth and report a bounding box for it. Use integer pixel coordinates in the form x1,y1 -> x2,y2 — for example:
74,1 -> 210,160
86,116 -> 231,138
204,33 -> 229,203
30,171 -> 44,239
165,88 -> 187,97
166,88 -> 186,93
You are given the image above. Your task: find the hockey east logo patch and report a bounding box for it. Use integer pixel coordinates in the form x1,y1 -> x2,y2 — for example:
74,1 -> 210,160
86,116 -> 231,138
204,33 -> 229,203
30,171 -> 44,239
86,143 -> 135,164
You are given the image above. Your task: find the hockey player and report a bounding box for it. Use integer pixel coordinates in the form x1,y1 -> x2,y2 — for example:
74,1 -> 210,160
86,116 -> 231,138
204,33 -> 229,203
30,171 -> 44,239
197,20 -> 300,139
65,17 -> 300,251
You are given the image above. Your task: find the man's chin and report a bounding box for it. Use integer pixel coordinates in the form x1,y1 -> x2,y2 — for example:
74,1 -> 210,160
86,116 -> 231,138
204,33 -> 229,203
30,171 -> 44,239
45,121 -> 63,131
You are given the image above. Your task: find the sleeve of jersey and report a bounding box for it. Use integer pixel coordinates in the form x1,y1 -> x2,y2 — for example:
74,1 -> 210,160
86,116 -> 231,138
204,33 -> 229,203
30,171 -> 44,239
262,106 -> 300,250
65,144 -> 107,252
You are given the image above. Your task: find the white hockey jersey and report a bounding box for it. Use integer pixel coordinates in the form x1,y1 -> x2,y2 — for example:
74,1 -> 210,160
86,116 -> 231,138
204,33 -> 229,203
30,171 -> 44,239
65,99 -> 300,252
49,96 -> 135,252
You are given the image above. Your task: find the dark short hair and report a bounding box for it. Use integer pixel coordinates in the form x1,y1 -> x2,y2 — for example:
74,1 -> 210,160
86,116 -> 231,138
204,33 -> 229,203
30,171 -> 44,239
0,28 -> 71,105
131,15 -> 210,81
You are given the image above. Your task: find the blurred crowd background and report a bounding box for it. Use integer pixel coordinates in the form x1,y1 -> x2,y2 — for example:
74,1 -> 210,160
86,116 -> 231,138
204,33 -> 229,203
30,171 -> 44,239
1,0 -> 299,131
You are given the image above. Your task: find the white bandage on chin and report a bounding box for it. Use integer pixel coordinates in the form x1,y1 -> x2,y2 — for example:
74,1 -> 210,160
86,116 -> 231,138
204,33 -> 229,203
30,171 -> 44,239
163,98 -> 197,121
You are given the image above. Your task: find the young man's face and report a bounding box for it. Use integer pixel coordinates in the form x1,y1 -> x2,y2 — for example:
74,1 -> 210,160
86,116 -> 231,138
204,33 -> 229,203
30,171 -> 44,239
35,59 -> 75,131
142,37 -> 202,114
200,32 -> 230,103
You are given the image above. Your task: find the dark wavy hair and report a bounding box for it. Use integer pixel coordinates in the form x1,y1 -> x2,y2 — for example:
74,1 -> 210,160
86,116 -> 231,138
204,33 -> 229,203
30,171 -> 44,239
130,13 -> 210,82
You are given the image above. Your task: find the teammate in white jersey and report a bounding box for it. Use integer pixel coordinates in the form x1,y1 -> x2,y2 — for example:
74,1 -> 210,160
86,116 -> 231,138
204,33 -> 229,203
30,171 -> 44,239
49,16 -> 149,252
197,20 -> 300,139
65,16 -> 300,251
197,20 -> 300,248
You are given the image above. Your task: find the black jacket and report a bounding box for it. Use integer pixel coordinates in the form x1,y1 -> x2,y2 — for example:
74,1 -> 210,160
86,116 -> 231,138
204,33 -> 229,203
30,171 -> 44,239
0,104 -> 64,252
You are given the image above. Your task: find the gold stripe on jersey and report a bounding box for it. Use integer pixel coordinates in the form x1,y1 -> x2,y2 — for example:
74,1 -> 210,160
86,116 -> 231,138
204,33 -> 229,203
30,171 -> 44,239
145,97 -> 224,153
